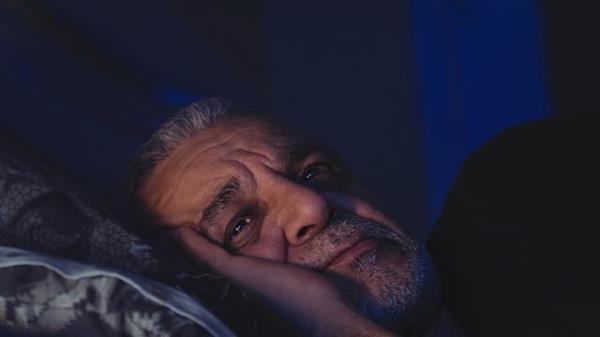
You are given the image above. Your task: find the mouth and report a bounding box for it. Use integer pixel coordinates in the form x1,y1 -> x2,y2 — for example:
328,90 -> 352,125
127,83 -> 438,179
323,238 -> 381,270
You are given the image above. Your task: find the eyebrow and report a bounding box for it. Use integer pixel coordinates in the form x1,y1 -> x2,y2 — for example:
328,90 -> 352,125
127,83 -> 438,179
197,142 -> 339,228
284,142 -> 338,168
199,178 -> 240,226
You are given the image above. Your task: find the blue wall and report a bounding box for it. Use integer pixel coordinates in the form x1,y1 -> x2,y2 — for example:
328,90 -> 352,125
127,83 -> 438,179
409,0 -> 550,230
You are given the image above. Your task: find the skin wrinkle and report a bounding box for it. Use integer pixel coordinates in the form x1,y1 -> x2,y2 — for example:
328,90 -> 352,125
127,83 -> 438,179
299,211 -> 409,270
143,119 -> 249,217
172,146 -> 229,217
163,138 -> 218,204
148,143 -> 257,227
149,123 -> 329,240
201,177 -> 240,226
140,117 -> 440,333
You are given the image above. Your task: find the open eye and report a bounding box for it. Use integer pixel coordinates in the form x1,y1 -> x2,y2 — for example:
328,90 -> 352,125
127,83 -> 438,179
300,162 -> 332,182
225,207 -> 261,250
231,216 -> 251,237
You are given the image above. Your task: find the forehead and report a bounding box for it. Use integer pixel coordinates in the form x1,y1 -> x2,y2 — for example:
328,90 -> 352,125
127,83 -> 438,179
139,117 -> 308,224
192,117 -> 292,151
166,117 -> 302,170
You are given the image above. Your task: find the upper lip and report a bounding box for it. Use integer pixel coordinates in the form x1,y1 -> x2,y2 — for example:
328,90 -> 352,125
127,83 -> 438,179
320,236 -> 370,271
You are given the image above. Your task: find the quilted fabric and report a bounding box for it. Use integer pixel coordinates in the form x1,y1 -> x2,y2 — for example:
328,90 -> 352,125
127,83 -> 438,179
0,145 -> 160,274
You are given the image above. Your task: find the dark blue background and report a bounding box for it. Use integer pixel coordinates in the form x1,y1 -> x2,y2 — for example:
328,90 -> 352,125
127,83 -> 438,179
0,0 -> 566,239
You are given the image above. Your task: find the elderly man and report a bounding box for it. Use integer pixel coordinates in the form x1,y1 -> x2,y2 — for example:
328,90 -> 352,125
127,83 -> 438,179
130,98 -> 461,337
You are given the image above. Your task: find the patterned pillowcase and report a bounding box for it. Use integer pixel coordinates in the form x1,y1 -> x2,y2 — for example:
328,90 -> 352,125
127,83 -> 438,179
0,146 -> 271,337
0,145 -> 162,274
0,246 -> 235,337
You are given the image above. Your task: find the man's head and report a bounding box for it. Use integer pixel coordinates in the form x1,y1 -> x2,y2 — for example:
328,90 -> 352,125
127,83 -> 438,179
131,98 -> 440,331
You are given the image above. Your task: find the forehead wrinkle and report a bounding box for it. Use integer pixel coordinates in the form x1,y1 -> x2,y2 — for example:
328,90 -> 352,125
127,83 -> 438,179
145,133 -> 234,224
228,147 -> 281,171
142,117 -> 306,226
219,159 -> 258,191
161,146 -> 220,210
212,129 -> 292,172
165,134 -> 260,196
165,125 -> 250,193
231,134 -> 306,169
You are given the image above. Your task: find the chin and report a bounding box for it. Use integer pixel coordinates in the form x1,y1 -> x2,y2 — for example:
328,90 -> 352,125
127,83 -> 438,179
326,239 -> 441,331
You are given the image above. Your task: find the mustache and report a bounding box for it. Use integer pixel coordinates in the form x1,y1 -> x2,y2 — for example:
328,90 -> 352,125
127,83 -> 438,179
297,210 -> 417,270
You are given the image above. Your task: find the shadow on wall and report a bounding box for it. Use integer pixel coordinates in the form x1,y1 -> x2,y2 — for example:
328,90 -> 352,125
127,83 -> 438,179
0,0 -> 550,241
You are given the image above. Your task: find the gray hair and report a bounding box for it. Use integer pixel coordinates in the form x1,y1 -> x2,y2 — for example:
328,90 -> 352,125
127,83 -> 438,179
129,97 -> 245,199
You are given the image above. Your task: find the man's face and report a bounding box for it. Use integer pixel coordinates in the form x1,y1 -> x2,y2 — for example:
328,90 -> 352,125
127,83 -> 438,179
139,117 -> 439,328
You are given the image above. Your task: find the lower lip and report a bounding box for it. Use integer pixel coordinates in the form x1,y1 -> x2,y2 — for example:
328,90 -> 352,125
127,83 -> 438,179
328,239 -> 379,268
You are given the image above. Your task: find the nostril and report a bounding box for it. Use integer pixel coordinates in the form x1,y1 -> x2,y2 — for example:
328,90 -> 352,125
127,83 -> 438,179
297,224 -> 314,239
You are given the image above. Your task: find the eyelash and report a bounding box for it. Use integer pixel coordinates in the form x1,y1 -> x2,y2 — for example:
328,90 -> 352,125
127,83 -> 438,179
224,207 -> 259,249
299,161 -> 334,182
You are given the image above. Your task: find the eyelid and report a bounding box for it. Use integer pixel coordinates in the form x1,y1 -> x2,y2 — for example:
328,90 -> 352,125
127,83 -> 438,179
305,160 -> 335,168
299,160 -> 339,178
224,205 -> 262,251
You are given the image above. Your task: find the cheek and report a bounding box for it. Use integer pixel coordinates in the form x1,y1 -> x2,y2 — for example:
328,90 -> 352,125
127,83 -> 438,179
353,201 -> 399,230
331,193 -> 403,235
237,228 -> 287,262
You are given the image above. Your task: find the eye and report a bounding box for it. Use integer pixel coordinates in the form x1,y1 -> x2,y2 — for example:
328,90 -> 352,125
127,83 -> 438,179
224,205 -> 263,251
231,216 -> 251,237
300,163 -> 331,182
301,166 -> 320,181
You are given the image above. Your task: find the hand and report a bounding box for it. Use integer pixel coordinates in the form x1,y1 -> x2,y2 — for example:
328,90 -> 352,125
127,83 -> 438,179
174,227 -> 400,337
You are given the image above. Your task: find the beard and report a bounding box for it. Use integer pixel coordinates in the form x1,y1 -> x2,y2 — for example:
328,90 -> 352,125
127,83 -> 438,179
298,211 -> 440,331
348,241 -> 439,330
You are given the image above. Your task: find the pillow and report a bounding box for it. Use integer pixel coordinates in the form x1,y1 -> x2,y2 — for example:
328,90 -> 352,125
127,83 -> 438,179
0,245 -> 234,337
0,145 -> 161,274
0,145 -> 273,337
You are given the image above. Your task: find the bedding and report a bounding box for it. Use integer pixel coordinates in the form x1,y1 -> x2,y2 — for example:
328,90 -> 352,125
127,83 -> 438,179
0,145 -> 273,336
0,145 -> 162,275
0,246 -> 234,337
427,119 -> 598,337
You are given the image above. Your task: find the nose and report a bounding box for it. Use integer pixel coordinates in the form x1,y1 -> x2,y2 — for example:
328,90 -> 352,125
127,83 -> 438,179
272,179 -> 332,246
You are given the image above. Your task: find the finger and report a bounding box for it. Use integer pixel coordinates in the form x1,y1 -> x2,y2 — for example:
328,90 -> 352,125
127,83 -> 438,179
175,227 -> 359,336
175,227 -> 232,272
176,226 -> 291,284
175,227 -> 336,300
